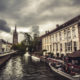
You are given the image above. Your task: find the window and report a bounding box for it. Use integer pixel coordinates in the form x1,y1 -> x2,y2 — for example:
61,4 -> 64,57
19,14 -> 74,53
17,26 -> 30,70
71,42 -> 72,51
50,35 -> 51,43
59,32 -> 62,41
74,42 -> 77,51
45,37 -> 47,44
68,42 -> 71,51
78,22 -> 80,26
50,45 -> 52,51
52,34 -> 55,42
53,35 -> 54,42
44,38 -> 46,44
53,43 -> 56,51
51,35 -> 53,43
60,44 -> 62,51
56,43 -> 58,51
56,34 -> 57,41
54,34 -> 56,42
46,36 -> 49,43
67,29 -> 71,39
72,27 -> 76,38
67,41 -> 72,52
47,45 -> 49,51
53,43 -> 54,51
46,46 -> 47,50
64,30 -> 67,39
65,43 -> 67,51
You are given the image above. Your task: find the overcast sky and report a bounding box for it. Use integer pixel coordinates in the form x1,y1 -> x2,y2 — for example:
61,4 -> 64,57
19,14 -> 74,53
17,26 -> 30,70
0,0 -> 80,43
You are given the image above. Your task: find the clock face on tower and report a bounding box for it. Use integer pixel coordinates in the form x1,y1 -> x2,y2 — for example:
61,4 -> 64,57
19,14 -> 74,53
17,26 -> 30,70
13,26 -> 18,45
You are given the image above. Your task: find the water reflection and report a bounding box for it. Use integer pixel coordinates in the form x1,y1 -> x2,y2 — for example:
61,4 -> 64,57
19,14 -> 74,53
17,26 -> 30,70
12,56 -> 23,79
0,59 -> 13,80
0,52 -> 69,80
23,52 -> 30,64
0,56 -> 23,80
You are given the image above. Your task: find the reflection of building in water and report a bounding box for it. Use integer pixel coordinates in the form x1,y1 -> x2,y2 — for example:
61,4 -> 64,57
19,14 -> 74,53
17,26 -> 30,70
13,25 -> 18,45
41,15 -> 80,56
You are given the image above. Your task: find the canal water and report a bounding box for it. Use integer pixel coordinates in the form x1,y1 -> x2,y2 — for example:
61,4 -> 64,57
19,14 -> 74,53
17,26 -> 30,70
0,52 -> 69,80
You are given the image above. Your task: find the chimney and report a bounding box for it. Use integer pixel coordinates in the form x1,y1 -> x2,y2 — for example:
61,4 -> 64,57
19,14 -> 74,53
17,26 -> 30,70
56,24 -> 59,28
47,30 -> 49,33
45,31 -> 47,34
45,30 -> 49,34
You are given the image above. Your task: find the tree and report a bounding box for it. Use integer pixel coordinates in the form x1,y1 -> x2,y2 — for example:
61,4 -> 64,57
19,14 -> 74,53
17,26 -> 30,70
12,32 -> 41,55
11,41 -> 26,53
24,33 -> 41,54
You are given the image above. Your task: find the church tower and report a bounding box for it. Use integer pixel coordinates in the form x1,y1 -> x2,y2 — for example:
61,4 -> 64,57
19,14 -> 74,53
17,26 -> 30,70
13,25 -> 18,45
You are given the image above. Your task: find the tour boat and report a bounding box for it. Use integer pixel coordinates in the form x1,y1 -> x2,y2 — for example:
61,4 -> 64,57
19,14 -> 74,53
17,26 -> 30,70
49,62 -> 80,80
47,58 -> 80,80
32,56 -> 40,62
40,57 -> 80,80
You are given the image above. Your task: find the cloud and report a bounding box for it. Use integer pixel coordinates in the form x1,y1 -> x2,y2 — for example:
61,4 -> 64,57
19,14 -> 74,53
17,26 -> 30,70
14,0 -> 80,28
0,0 -> 80,28
0,0 -> 80,42
0,32 -> 12,42
32,25 -> 39,35
73,0 -> 80,6
0,19 -> 11,32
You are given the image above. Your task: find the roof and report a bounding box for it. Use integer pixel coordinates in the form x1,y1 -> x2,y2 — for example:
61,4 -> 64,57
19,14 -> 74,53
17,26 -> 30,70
7,42 -> 12,45
41,15 -> 80,38
0,39 -> 12,44
68,50 -> 80,58
0,39 -> 6,43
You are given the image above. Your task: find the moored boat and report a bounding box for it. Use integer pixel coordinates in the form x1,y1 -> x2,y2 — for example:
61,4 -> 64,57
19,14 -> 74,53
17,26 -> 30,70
31,55 -> 40,62
49,62 -> 80,80
40,56 -> 80,80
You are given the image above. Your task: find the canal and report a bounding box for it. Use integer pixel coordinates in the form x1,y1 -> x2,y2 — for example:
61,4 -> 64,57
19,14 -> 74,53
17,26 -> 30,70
0,52 -> 69,80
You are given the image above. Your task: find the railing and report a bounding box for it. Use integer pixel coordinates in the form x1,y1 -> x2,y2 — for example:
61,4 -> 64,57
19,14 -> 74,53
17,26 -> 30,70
0,51 -> 17,57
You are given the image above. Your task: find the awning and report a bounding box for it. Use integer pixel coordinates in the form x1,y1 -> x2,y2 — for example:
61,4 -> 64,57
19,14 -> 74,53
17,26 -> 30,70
68,50 -> 80,58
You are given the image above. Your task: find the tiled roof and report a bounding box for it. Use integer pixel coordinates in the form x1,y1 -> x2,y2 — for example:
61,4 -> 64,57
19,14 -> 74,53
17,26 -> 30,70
41,15 -> 80,38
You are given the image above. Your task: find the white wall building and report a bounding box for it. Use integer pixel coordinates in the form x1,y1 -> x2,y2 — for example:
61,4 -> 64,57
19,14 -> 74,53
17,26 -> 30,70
0,39 -> 12,53
0,39 -> 7,53
41,15 -> 80,56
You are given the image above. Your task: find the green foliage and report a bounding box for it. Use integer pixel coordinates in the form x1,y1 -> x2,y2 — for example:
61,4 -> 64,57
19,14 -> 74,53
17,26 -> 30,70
11,41 -> 26,52
12,32 -> 41,54
24,32 -> 41,53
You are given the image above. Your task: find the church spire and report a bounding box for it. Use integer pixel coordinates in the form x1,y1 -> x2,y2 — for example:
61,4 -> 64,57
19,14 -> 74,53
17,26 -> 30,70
13,24 -> 18,44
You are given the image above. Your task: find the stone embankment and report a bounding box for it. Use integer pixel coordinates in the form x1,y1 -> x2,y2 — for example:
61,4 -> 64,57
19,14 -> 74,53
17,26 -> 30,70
0,51 -> 17,67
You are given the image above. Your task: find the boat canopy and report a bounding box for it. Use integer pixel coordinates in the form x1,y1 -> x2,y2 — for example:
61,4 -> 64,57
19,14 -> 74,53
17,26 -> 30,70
68,50 -> 80,58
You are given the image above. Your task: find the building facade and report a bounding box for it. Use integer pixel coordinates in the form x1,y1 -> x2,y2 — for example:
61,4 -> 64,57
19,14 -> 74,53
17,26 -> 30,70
41,15 -> 80,56
13,25 -> 18,45
6,42 -> 12,52
0,39 -> 6,53
0,39 -> 12,53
